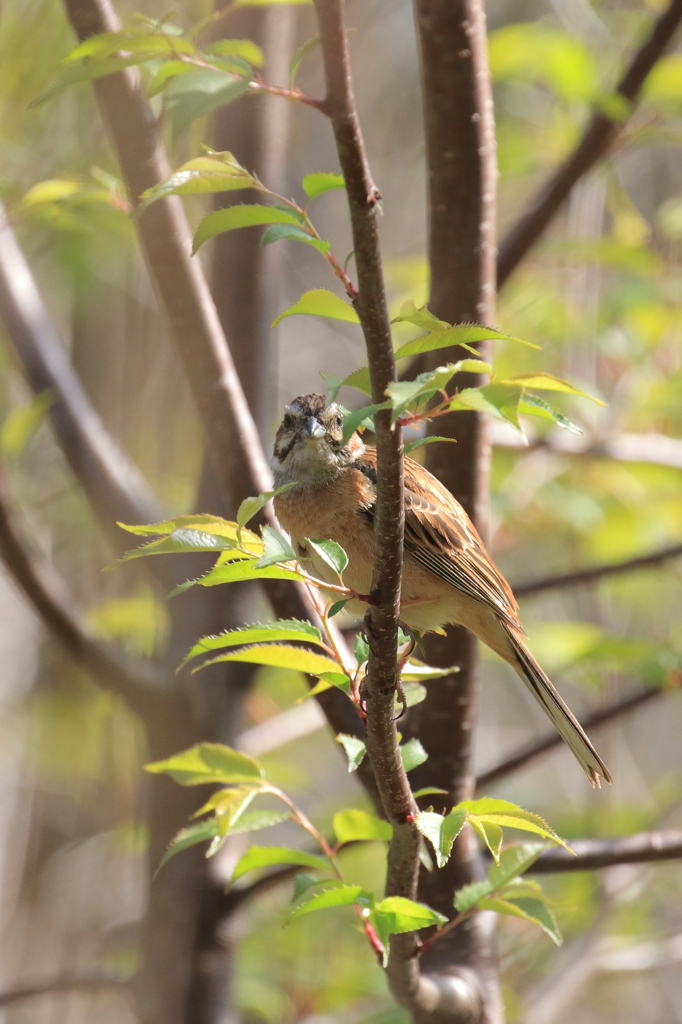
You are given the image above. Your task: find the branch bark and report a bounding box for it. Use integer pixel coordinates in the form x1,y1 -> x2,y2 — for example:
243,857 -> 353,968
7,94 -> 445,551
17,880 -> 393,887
497,0 -> 682,287
476,682 -> 673,790
514,544 -> 682,599
0,976 -> 130,1008
410,1 -> 501,1021
530,828 -> 682,873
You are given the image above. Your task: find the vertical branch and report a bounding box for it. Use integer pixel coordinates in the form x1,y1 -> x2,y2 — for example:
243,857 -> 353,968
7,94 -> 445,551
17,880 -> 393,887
412,1 -> 502,1021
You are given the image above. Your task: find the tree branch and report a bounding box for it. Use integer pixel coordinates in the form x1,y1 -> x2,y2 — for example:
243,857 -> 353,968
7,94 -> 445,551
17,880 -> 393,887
514,543 -> 682,600
530,828 -> 682,873
497,0 -> 682,287
475,681 -> 674,790
0,976 -> 130,1008
313,0 -> 431,1011
0,464 -> 166,715
492,424 -> 682,472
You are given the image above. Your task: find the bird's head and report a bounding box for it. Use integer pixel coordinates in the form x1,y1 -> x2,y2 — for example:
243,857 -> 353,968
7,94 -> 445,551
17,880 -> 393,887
271,393 -> 364,489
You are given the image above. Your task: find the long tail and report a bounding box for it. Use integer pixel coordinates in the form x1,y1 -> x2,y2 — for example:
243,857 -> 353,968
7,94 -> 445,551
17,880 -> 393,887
502,623 -> 612,787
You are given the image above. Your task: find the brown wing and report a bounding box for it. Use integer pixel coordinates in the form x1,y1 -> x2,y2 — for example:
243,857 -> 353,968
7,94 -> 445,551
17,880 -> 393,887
357,448 -> 520,627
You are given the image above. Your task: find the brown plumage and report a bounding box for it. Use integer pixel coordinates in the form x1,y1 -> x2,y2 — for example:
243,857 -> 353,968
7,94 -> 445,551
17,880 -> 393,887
272,393 -> 611,787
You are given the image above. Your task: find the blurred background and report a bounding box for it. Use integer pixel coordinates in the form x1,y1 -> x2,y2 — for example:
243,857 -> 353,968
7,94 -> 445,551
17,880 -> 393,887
0,0 -> 681,1021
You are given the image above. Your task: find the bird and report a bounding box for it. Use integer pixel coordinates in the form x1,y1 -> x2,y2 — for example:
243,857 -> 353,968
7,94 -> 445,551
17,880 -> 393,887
272,392 -> 611,787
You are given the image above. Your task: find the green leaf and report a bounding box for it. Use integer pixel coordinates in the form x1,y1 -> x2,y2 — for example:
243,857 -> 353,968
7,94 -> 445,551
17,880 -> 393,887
232,845 -> 331,881
400,738 -> 428,772
454,843 -> 545,913
198,560 -> 306,586
302,172 -> 345,199
498,372 -> 606,405
328,599 -> 350,618
202,39 -> 265,65
216,809 -> 289,835
289,34 -> 320,86
236,483 -> 296,532
117,514 -> 246,539
353,633 -> 369,664
196,643 -> 342,677
374,896 -> 448,933
477,896 -> 562,945
63,28 -> 195,64
305,538 -> 349,577
260,223 -> 330,252
414,809 -> 467,868
451,384 -> 523,432
333,808 -> 392,843
137,156 -> 254,213
292,872 -> 320,902
290,880 -> 368,920
341,402 -> 391,443
391,300 -> 450,332
194,203 -> 300,253
165,70 -> 251,138
0,389 -> 55,459
338,366 -> 372,397
413,787 -> 449,798
272,289 -> 360,328
469,819 -> 503,863
394,325 -> 539,361
180,620 -> 324,668
147,60 -> 197,97
113,527 -> 251,566
158,818 -> 219,870
387,361 -> 493,421
518,393 -> 582,434
234,0 -> 312,6
404,436 -> 458,456
400,660 -> 458,682
146,742 -> 263,785
460,798 -> 571,851
255,525 -> 297,568
335,734 -> 366,772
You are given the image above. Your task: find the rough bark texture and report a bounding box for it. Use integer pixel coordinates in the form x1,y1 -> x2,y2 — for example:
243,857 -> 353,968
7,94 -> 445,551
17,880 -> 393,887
411,1 -> 502,1021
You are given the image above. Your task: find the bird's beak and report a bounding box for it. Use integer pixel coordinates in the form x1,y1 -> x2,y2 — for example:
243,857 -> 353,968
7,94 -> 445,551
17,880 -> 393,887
301,417 -> 326,439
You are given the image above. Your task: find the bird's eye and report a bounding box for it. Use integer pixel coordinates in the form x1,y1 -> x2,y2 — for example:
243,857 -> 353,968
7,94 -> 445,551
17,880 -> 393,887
282,414 -> 293,429
336,414 -> 343,427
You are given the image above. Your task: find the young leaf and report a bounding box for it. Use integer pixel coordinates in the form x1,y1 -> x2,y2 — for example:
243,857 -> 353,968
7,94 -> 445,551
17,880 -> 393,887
112,527 -> 251,566
414,808 -> 467,868
341,402 -> 391,443
469,819 -> 503,863
391,300 -> 450,332
302,172 -> 345,199
338,365 -> 372,397
400,659 -> 458,682
158,818 -> 219,870
327,598 -> 350,618
232,845 -> 331,881
290,880 -> 368,920
236,483 -> 296,532
146,743 -> 263,785
202,39 -> 265,65
291,872 -> 321,903
118,513 -> 247,539
451,385 -> 523,432
333,808 -> 392,843
335,734 -> 367,772
214,809 -> 289,835
137,156 -> 254,213
165,70 -> 251,138
195,643 -> 342,677
454,843 -> 546,912
519,393 -> 582,434
477,897 -> 562,945
180,621 -> 324,668
394,324 -> 539,361
272,288 -> 360,327
193,203 -> 301,253
499,372 -> 606,405
400,738 -> 428,772
413,787 -> 449,799
460,798 -> 572,851
289,34 -> 320,86
373,896 -> 448,933
404,436 -> 458,456
255,525 -> 297,568
198,560 -> 306,586
305,538 -> 349,577
260,224 -> 330,252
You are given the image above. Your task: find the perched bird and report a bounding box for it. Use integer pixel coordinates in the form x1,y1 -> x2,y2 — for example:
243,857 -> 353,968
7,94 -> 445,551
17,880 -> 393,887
272,393 -> 611,787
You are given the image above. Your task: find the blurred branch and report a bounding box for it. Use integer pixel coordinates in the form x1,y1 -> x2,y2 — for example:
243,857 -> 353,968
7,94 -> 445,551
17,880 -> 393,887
530,828 -> 682,873
0,976 -> 130,1008
476,681 -> 674,789
0,465 -> 166,713
0,208 -> 163,529
497,0 -> 682,287
515,544 -> 682,599
492,424 -> 682,471
314,0 -> 431,1008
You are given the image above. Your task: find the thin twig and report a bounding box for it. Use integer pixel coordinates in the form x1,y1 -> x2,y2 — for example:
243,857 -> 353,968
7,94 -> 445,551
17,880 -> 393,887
475,682 -> 675,790
0,466 -> 166,715
497,0 -> 682,287
0,976 -> 130,1008
530,828 -> 682,874
514,543 -> 682,599
313,0 -> 424,1005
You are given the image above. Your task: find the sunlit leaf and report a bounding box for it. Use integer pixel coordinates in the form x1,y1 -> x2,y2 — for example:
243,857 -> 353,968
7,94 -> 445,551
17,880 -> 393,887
400,660 -> 458,682
374,897 -> 447,936
499,372 -> 606,405
413,787 -> 449,798
194,202 -> 300,252
272,288 -> 361,328
454,843 -> 545,912
202,39 -> 265,65
260,223 -> 331,252
341,402 -> 391,443
333,808 -> 392,843
302,172 -> 345,199
255,525 -> 297,568
400,738 -> 428,772
394,324 -> 538,360
198,560 -> 306,585
518,393 -> 582,434
305,538 -> 349,577
196,643 -> 342,676
146,743 -> 263,785
236,483 -> 296,532
180,620 -> 324,668
451,384 -> 523,432
414,808 -> 467,867
404,436 -> 458,456
137,156 -> 254,213
158,819 -> 218,870
477,897 -> 562,945
233,846 -> 331,880
469,819 -> 503,863
117,514 -> 249,539
165,69 -> 251,138
335,734 -> 367,772
460,798 -> 571,851
290,880 -> 368,919
391,300 -> 450,332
